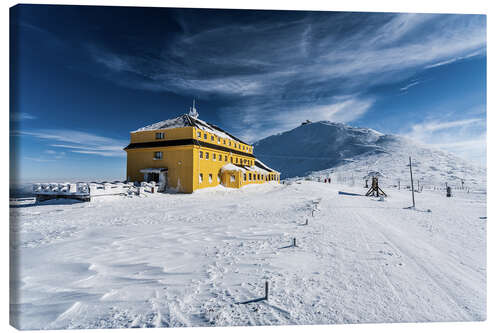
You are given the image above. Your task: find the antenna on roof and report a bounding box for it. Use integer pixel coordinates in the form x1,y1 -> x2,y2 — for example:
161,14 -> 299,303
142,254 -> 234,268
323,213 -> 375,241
189,98 -> 199,119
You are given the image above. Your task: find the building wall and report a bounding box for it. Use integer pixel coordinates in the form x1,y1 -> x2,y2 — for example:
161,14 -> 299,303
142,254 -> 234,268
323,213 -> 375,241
126,125 -> 279,193
220,170 -> 242,188
126,146 -> 194,192
130,127 -> 195,143
192,128 -> 253,155
192,146 -> 255,191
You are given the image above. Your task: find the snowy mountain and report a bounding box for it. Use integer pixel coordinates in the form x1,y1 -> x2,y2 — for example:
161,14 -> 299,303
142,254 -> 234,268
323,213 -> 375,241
253,121 -> 486,190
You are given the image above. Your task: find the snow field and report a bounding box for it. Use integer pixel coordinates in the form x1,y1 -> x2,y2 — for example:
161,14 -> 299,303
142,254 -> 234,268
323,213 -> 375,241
10,180 -> 486,329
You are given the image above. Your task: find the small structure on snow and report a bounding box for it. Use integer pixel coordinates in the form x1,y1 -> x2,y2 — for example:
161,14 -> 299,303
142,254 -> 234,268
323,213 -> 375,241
364,171 -> 387,197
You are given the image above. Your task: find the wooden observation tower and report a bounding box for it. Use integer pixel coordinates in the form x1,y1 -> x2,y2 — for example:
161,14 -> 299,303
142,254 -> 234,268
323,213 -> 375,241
364,171 -> 387,197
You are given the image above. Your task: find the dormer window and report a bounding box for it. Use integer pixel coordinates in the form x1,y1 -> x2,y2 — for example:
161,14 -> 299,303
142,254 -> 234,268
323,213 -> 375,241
156,132 -> 165,139
154,151 -> 163,160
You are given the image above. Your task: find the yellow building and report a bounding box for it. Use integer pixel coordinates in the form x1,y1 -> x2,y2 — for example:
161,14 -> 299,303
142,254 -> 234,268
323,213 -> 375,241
124,105 -> 280,193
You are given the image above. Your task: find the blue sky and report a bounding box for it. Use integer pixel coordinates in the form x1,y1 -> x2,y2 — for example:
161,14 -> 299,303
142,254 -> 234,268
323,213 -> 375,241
10,5 -> 486,182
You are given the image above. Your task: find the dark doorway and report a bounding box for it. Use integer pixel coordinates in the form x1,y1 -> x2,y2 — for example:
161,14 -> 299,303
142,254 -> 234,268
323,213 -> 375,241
147,173 -> 159,183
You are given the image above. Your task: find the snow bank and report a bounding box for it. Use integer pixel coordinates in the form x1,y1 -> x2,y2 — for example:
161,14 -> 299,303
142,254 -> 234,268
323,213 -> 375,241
10,181 -> 485,329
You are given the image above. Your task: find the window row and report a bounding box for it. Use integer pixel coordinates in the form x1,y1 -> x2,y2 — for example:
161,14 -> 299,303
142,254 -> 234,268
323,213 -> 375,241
196,130 -> 252,153
199,173 -> 220,184
242,172 -> 278,182
198,172 -> 277,185
198,150 -> 254,165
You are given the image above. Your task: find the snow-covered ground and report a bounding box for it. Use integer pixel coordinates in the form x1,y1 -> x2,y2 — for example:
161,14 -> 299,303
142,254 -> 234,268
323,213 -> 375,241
10,180 -> 486,329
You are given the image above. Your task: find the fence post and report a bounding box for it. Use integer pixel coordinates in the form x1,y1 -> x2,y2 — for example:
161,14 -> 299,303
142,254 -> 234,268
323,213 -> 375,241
409,157 -> 415,208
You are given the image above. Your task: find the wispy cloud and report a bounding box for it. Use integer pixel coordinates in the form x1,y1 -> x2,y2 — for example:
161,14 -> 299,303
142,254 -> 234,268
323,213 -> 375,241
402,115 -> 486,166
16,129 -> 127,157
400,81 -> 420,92
25,157 -> 56,163
86,12 -> 485,141
11,112 -> 37,121
233,96 -> 375,142
424,49 -> 484,69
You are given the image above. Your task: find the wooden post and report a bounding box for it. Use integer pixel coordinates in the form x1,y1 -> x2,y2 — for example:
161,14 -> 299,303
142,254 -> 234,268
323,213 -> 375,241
305,219 -> 308,225
409,157 -> 415,208
264,281 -> 269,300
398,180 -> 400,190
293,238 -> 297,247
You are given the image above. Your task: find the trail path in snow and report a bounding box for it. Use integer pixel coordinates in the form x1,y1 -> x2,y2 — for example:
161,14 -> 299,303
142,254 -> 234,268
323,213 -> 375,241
10,181 -> 486,329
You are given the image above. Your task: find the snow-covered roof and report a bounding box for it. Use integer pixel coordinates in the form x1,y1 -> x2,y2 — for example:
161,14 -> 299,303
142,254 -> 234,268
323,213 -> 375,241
255,159 -> 280,174
221,163 -> 277,175
221,163 -> 246,173
132,114 -> 249,146
140,168 -> 168,174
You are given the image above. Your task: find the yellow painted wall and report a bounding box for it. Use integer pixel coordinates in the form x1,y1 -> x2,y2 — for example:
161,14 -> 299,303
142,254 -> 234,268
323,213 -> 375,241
192,146 -> 254,191
126,125 -> 279,193
130,127 -> 195,143
220,170 -> 242,188
192,128 -> 253,154
126,146 -> 194,192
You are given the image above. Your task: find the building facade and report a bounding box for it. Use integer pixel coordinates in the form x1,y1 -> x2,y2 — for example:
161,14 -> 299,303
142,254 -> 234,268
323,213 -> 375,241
124,108 -> 280,193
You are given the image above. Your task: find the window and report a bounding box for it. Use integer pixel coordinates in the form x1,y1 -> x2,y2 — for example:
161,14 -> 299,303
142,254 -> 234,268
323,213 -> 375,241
244,173 -> 247,181
213,153 -> 216,161
199,173 -> 203,183
239,144 -> 241,149
219,154 -> 222,161
204,133 -> 207,140
218,137 -> 220,144
209,174 -> 213,183
225,155 -> 228,162
230,175 -> 235,182
231,157 -> 233,163
211,135 -> 214,141
199,151 -> 203,158
205,152 -> 209,159
156,132 -> 165,139
154,151 -> 163,160
253,174 -> 256,181
223,139 -> 226,145
198,131 -> 201,138
217,175 -> 220,183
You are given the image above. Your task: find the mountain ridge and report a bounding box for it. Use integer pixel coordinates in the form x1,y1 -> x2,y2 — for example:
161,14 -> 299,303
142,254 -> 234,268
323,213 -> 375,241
253,121 -> 485,189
